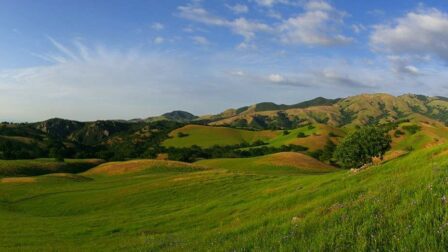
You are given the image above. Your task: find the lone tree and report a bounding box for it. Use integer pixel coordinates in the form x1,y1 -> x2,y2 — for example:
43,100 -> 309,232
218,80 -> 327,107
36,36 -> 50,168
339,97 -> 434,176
334,126 -> 391,168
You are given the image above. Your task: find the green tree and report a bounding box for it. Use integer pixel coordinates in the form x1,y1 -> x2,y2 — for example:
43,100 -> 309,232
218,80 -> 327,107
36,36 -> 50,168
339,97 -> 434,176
320,139 -> 336,162
334,126 -> 391,168
47,138 -> 66,162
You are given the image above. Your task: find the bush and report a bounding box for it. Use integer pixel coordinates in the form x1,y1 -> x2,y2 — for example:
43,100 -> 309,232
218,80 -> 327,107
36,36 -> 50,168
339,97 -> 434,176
328,132 -> 338,137
334,126 -> 391,168
297,132 -> 306,138
177,132 -> 189,138
402,125 -> 421,135
394,129 -> 405,137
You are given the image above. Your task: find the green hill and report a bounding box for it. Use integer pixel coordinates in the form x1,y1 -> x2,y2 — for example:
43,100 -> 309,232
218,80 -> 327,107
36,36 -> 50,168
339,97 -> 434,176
162,124 -> 279,148
196,152 -> 336,175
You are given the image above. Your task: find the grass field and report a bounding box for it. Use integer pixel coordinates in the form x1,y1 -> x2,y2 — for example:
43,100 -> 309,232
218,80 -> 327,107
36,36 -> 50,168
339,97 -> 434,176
196,152 -> 335,175
162,124 -> 279,148
163,124 -> 344,151
1,144 -> 448,250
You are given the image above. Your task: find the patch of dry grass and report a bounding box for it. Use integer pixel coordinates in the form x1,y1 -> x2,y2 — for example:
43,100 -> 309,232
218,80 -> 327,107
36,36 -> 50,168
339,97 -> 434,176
84,159 -> 207,176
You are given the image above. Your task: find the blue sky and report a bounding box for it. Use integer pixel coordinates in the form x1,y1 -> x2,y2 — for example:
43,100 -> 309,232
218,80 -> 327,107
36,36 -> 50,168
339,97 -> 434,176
1,0 -> 448,121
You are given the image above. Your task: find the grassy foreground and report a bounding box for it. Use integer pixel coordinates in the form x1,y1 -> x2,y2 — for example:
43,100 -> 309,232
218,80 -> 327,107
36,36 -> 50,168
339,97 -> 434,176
1,146 -> 448,251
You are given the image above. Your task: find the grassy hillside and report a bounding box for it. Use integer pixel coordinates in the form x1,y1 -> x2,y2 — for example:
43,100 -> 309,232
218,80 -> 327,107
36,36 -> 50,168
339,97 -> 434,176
83,159 -> 207,176
163,123 -> 344,152
266,124 -> 344,151
0,158 -> 104,177
162,125 -> 279,148
209,93 -> 448,129
1,144 -> 448,250
196,152 -> 335,175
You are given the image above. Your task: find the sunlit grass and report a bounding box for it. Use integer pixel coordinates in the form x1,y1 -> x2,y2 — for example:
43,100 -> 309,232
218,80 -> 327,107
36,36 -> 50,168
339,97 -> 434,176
1,144 -> 448,250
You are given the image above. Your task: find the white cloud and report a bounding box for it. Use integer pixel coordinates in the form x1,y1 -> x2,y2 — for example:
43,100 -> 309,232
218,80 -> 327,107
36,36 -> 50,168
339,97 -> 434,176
352,24 -> 366,34
153,36 -> 165,44
231,17 -> 271,41
178,1 -> 352,47
371,8 -> 448,61
178,5 -> 228,26
151,22 -> 165,31
387,55 -> 423,76
253,0 -> 291,7
178,4 -> 271,43
192,36 -> 210,45
254,0 -> 276,7
226,4 -> 249,14
279,0 -> 352,46
268,73 -> 285,82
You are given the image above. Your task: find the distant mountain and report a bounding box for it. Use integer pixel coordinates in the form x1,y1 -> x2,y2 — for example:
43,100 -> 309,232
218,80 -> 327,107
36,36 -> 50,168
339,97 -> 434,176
144,110 -> 198,123
237,97 -> 341,114
208,93 -> 448,129
161,111 -> 198,122
33,118 -> 84,139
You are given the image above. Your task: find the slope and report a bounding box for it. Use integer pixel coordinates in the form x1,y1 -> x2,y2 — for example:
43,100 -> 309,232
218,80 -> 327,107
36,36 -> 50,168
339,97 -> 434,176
162,124 -> 279,148
196,152 -> 335,175
1,144 -> 448,250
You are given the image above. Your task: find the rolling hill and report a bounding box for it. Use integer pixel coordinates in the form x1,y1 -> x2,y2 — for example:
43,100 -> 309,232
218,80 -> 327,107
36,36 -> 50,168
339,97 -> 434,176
196,152 -> 335,175
162,124 -> 279,148
1,143 -> 448,250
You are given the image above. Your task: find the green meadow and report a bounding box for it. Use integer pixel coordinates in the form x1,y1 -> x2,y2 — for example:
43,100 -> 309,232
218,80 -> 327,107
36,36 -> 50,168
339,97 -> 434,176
1,144 -> 448,251
162,124 -> 279,148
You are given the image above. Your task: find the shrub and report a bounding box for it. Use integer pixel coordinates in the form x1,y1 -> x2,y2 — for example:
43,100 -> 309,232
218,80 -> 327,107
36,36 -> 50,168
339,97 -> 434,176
394,129 -> 405,137
297,132 -> 306,138
402,125 -> 421,135
177,132 -> 189,138
328,132 -> 338,137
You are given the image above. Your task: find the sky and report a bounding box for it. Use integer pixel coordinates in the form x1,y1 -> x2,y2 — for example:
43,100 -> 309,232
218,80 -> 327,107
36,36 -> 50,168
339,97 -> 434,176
1,0 -> 448,122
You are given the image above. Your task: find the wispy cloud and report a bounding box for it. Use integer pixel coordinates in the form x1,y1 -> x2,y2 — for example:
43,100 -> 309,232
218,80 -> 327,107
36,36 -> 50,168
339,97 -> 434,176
178,3 -> 271,45
178,0 -> 352,47
226,4 -> 249,14
151,22 -> 165,30
153,36 -> 165,44
191,36 -> 210,45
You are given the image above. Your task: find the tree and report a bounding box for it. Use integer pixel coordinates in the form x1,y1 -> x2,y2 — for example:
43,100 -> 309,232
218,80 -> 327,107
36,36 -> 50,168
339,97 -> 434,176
320,139 -> 336,162
333,126 -> 391,168
47,138 -> 66,162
